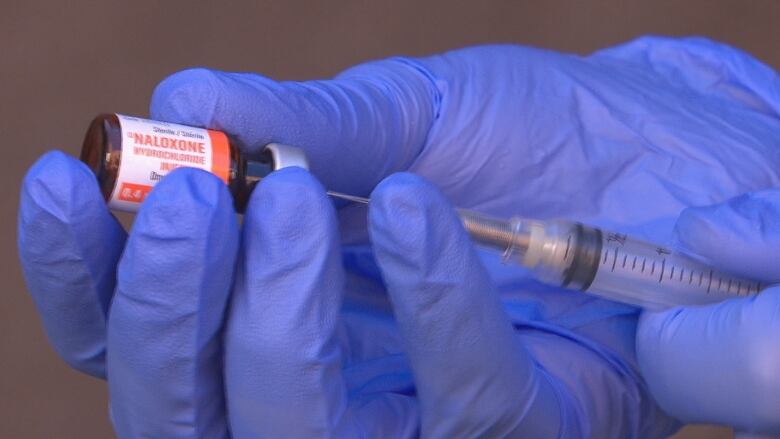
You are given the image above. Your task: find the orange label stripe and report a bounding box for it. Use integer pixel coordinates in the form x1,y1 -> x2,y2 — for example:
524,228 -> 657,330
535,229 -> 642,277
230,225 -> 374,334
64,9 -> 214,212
117,182 -> 153,203
208,130 -> 230,183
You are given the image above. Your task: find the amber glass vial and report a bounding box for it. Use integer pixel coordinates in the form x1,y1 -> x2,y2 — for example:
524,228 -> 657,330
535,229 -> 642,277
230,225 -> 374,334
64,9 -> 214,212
81,113 -> 271,213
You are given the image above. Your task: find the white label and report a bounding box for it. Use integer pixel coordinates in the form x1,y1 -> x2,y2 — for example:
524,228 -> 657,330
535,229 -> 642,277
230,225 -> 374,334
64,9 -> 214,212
110,114 -> 230,211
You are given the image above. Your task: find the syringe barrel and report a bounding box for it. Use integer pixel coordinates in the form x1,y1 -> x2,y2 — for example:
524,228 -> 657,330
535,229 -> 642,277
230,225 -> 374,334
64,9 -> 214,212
519,220 -> 764,310
585,229 -> 764,309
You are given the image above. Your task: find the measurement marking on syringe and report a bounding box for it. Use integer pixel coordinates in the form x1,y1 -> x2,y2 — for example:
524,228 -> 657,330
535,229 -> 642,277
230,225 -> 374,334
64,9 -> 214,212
603,252 -> 608,264
707,270 -> 713,294
659,259 -> 666,283
632,257 -> 637,269
679,269 -> 684,282
670,266 -> 675,280
651,261 -> 656,275
642,259 -> 647,273
689,271 -> 694,284
611,248 -> 619,272
622,254 -> 627,268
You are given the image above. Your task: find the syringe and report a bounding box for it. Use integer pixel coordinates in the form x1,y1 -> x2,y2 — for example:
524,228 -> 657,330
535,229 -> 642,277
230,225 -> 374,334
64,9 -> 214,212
327,191 -> 767,310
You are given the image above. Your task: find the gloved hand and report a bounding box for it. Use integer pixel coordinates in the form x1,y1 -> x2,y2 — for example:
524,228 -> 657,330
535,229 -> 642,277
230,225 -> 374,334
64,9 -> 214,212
18,35 -> 780,438
637,189 -> 780,436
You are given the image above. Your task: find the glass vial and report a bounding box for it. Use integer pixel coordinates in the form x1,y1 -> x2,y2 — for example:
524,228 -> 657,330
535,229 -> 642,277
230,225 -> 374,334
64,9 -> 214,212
80,113 -> 276,213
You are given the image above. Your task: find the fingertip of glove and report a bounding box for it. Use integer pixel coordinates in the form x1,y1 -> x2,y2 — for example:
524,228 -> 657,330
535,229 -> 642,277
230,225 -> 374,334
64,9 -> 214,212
21,151 -> 105,222
673,190 -> 780,281
150,68 -> 221,127
675,190 -> 780,240
137,167 -> 235,233
148,166 -> 232,210
245,167 -> 334,234
373,171 -> 452,220
368,173 -> 462,259
672,205 -> 712,252
254,166 -> 325,196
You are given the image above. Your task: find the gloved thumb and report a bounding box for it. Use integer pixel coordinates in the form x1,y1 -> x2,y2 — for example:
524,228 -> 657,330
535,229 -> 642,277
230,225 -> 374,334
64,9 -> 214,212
149,60 -> 439,197
672,189 -> 780,283
636,189 -> 780,434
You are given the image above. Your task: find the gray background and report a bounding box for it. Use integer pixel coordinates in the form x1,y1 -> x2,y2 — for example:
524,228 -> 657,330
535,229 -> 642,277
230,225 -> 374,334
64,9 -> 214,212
2,1 -> 778,437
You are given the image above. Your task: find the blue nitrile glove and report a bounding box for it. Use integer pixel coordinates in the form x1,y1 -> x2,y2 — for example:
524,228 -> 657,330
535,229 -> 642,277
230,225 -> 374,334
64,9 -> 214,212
637,189 -> 780,437
18,35 -> 780,438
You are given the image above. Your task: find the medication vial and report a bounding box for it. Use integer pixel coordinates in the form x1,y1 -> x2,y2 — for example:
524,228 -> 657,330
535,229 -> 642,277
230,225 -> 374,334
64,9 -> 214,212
80,114 -> 290,213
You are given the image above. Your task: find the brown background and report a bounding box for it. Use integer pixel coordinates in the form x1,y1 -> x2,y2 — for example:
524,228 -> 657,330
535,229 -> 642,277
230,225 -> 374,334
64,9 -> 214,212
2,1 -> 778,438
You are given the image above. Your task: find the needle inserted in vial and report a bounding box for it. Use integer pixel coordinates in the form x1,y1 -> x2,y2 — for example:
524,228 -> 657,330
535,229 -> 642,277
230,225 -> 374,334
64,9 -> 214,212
79,115 -> 767,311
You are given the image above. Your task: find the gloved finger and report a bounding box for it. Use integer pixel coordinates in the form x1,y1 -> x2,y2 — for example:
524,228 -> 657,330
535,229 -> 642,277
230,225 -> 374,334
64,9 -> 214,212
368,173 -> 564,438
107,168 -> 238,439
18,151 -> 125,378
148,61 -> 438,196
672,188 -> 780,283
225,168 -> 417,437
637,287 -> 780,433
638,189 -> 780,433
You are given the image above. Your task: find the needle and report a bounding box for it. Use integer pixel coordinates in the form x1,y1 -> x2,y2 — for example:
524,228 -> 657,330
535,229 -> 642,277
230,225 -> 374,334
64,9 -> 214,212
325,189 -> 530,253
326,191 -> 370,204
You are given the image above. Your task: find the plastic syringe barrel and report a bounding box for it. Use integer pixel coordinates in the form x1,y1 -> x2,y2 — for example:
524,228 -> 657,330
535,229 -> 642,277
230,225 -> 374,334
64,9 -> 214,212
459,213 -> 765,309
584,226 -> 765,309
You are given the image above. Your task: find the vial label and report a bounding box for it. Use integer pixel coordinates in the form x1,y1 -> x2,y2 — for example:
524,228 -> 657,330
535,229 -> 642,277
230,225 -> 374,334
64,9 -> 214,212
110,114 -> 230,210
